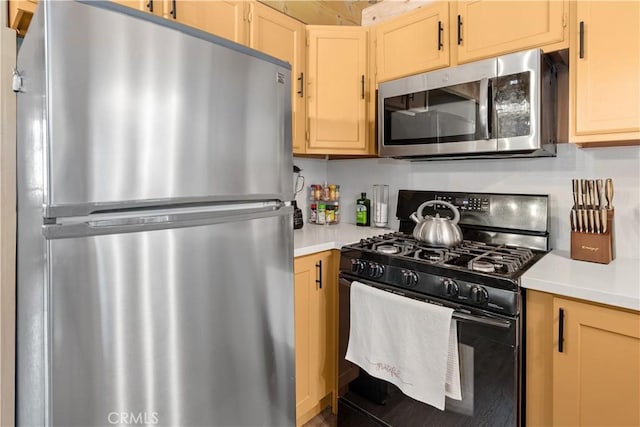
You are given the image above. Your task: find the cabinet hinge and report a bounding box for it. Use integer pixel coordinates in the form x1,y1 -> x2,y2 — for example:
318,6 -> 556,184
306,35 -> 310,47
248,10 -> 253,23
305,130 -> 309,142
562,14 -> 567,28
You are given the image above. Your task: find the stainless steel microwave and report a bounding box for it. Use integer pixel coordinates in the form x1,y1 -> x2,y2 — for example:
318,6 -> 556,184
378,49 -> 557,160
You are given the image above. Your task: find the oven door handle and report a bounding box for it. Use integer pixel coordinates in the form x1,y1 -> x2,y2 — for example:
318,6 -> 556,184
452,311 -> 511,329
340,274 -> 513,330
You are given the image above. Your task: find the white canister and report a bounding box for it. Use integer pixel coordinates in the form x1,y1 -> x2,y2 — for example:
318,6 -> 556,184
372,184 -> 389,228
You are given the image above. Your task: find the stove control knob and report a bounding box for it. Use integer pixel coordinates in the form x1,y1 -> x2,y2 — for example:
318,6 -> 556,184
351,259 -> 365,274
368,263 -> 385,279
401,271 -> 418,287
470,286 -> 489,305
442,279 -> 459,297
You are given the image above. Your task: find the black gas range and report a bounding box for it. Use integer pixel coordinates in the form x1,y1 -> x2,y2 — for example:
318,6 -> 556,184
340,232 -> 547,317
337,190 -> 550,426
341,190 -> 549,314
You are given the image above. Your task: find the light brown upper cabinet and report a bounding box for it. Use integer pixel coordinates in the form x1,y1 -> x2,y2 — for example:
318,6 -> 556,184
112,0 -> 165,16
248,2 -> 307,154
375,1 -> 450,83
454,0 -> 567,64
166,1 -> 248,45
306,26 -> 372,155
9,0 -> 38,36
569,1 -> 640,146
553,296 -> 640,426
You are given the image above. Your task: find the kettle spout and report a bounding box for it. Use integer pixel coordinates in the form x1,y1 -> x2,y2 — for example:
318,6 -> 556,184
410,213 -> 420,224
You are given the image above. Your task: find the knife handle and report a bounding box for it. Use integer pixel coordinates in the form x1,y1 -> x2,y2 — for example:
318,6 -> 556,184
596,179 -> 604,209
577,209 -> 584,232
588,209 -> 595,234
570,209 -> 576,232
583,209 -> 590,233
594,209 -> 601,234
581,180 -> 588,207
601,209 -> 608,234
572,179 -> 579,209
605,178 -> 614,210
589,180 -> 597,208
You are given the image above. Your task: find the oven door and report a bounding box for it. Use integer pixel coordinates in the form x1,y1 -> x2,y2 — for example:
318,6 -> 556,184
338,275 -> 522,427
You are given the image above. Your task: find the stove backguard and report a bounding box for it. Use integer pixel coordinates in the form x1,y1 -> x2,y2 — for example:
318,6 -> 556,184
396,190 -> 550,251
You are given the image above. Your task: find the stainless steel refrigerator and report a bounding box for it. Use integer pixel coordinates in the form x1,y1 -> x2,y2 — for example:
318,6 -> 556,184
16,1 -> 294,425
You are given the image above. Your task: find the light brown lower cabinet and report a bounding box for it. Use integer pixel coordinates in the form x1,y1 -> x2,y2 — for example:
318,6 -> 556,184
526,290 -> 640,426
294,250 -> 338,426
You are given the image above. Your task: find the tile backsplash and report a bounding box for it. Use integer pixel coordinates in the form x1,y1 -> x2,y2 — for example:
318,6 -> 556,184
296,143 -> 640,259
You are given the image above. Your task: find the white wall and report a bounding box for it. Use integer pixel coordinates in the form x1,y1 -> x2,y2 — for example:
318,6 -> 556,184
321,144 -> 640,258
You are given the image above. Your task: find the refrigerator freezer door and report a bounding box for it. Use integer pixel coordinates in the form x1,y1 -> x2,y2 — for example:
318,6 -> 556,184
46,211 -> 294,426
22,1 -> 292,214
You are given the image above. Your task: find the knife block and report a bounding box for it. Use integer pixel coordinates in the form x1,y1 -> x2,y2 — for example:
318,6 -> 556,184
570,209 -> 614,264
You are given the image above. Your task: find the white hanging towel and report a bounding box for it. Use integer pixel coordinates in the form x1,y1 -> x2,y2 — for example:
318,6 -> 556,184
345,281 -> 462,411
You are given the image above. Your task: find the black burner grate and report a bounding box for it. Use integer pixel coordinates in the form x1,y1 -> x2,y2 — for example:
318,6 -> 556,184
355,233 -> 535,276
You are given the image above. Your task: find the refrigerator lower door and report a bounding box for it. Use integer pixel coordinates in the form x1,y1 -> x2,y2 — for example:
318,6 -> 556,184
44,209 -> 293,426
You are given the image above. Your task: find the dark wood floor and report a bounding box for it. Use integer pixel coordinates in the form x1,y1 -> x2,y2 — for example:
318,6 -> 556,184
303,407 -> 337,427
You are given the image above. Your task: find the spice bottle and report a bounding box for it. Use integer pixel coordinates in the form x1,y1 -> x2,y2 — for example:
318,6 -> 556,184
321,183 -> 330,201
356,192 -> 370,226
329,185 -> 337,201
312,185 -> 321,200
310,203 -> 317,223
317,203 -> 326,225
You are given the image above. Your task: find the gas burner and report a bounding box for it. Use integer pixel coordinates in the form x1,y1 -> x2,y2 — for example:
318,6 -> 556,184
470,260 -> 497,273
376,244 -> 401,254
414,248 -> 448,262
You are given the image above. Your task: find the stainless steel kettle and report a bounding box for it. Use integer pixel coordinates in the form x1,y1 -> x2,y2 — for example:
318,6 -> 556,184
410,200 -> 463,247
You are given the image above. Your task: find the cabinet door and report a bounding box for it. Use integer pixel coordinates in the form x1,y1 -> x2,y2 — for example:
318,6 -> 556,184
456,0 -> 566,64
294,251 -> 336,425
553,298 -> 640,426
249,3 -> 306,154
169,1 -> 248,45
525,290 -> 554,427
8,0 -> 38,36
375,1 -> 450,83
113,0 -> 164,16
570,1 -> 640,144
306,27 -> 369,154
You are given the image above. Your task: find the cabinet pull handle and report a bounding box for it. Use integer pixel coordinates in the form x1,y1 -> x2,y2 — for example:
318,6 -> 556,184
437,21 -> 443,50
361,75 -> 365,100
558,308 -> 565,352
315,260 -> 323,289
457,15 -> 463,45
146,0 -> 153,12
170,0 -> 177,19
579,21 -> 585,59
297,72 -> 304,97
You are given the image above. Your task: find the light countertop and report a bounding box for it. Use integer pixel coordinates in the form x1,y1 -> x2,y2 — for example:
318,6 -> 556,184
294,223 -> 391,257
522,250 -> 640,311
296,227 -> 640,311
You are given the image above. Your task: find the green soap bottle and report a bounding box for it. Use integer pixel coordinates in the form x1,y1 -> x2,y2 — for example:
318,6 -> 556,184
356,192 -> 370,226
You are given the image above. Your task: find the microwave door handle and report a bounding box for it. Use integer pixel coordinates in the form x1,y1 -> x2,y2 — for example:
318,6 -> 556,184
479,78 -> 490,140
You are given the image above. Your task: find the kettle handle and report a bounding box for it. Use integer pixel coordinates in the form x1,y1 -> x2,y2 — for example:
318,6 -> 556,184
417,200 -> 461,224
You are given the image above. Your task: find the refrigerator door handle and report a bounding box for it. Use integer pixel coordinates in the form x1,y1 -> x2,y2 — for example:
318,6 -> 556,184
44,203 -> 292,239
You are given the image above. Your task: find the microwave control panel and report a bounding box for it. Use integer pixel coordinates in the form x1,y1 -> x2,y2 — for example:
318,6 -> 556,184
434,194 -> 490,212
